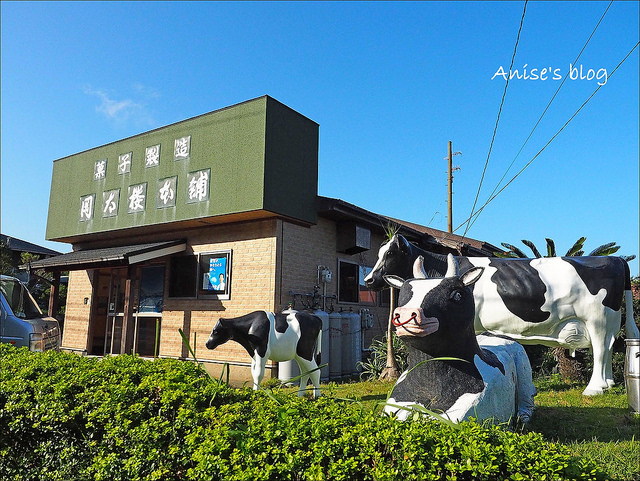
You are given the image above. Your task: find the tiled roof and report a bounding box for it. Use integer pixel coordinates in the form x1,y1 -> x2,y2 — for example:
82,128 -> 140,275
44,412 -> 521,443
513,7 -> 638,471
1,234 -> 62,257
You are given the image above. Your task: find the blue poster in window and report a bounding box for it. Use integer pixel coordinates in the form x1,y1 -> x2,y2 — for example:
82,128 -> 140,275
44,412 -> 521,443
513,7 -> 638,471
204,256 -> 227,292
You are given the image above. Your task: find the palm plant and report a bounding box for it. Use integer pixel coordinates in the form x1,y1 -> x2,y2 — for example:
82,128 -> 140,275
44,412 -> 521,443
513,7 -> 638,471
378,221 -> 402,381
495,237 -> 635,262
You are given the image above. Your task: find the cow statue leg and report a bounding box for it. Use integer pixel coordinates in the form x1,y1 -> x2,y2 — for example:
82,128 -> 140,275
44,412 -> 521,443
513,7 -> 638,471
295,356 -> 321,398
583,319 -> 616,396
251,353 -> 268,390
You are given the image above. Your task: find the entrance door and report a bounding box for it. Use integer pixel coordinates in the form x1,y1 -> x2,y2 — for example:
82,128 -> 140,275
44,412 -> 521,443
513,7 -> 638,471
133,265 -> 165,357
104,269 -> 127,355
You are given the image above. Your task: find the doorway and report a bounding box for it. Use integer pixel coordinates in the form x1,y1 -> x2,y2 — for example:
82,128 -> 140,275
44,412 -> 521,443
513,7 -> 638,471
104,268 -> 127,355
133,265 -> 165,357
89,265 -> 165,357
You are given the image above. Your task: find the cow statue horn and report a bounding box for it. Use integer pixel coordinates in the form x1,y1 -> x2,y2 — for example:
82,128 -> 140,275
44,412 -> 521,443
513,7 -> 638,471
445,253 -> 459,278
413,256 -> 428,279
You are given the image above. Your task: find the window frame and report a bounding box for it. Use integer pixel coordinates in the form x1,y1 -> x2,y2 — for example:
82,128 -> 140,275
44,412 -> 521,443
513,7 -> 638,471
337,259 -> 376,306
197,250 -> 232,300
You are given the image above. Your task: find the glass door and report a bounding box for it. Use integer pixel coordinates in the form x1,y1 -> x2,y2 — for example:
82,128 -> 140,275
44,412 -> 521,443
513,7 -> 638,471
104,269 -> 126,355
134,265 -> 165,357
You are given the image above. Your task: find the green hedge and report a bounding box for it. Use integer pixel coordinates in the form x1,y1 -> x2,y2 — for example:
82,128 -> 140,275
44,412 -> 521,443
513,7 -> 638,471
0,345 -> 605,480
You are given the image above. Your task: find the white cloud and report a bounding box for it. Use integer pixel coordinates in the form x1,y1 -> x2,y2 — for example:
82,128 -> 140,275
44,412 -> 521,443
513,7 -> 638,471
83,85 -> 158,127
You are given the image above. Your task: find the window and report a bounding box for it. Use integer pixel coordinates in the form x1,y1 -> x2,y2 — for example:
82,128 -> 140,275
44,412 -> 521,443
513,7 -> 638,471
168,256 -> 197,298
138,266 -> 165,313
198,251 -> 232,300
379,286 -> 397,307
168,250 -> 232,300
338,260 -> 376,305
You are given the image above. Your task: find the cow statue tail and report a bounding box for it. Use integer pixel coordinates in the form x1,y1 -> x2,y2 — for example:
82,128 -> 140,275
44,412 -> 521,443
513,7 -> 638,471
623,260 -> 640,339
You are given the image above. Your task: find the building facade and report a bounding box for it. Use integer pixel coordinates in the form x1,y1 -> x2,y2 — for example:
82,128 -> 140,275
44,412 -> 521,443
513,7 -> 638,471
32,96 -> 499,383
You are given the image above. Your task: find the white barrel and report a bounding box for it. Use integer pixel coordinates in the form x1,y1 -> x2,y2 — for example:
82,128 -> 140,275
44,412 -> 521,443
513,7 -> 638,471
341,311 -> 353,377
329,311 -> 343,379
278,309 -> 299,385
351,310 -> 362,374
312,309 -> 330,381
625,339 -> 640,413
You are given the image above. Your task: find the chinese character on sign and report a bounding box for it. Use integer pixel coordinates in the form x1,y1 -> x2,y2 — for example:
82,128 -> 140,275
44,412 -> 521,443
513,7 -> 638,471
118,152 -> 132,174
128,183 -> 147,213
102,189 -> 120,217
187,169 -> 210,203
94,159 -> 107,180
157,177 -> 177,208
174,135 -> 191,161
79,194 -> 95,221
145,145 -> 160,167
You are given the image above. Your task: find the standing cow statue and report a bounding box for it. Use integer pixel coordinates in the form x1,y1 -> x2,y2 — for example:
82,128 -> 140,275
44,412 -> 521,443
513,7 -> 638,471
383,254 -> 536,424
205,310 -> 322,397
365,234 -> 640,396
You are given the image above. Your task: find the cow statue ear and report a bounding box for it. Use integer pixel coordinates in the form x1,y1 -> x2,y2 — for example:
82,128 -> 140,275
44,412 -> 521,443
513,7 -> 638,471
383,275 -> 405,289
460,267 -> 484,287
413,256 -> 428,279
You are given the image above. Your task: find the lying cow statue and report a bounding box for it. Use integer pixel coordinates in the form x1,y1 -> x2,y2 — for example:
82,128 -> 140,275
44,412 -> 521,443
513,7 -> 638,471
205,310 -> 322,397
383,254 -> 536,424
366,234 -> 640,396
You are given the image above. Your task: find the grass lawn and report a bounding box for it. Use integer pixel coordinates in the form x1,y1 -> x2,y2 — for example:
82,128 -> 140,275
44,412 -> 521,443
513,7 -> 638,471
280,377 -> 640,480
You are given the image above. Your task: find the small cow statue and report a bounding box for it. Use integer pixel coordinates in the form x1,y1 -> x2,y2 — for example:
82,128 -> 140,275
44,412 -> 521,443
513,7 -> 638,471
365,234 -> 640,396
205,310 -> 322,397
383,254 -> 536,424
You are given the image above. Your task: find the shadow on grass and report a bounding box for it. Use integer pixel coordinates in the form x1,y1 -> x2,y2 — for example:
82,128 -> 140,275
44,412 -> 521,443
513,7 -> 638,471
527,406 -> 639,443
358,393 -> 389,403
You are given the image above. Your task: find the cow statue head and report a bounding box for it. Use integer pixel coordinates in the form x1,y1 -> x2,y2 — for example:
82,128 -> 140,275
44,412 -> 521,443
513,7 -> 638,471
364,234 -> 416,290
384,254 -> 484,357
205,318 -> 233,351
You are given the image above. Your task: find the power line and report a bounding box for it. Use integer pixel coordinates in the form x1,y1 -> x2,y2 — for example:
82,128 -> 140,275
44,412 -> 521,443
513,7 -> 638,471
454,40 -> 640,234
465,0 -> 614,233
462,0 -> 528,241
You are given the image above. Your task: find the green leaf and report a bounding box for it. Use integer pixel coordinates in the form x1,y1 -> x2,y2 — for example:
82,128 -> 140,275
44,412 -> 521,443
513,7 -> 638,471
588,242 -> 620,256
545,238 -> 556,257
565,237 -> 586,257
381,221 -> 401,241
501,243 -> 527,258
521,240 -> 542,258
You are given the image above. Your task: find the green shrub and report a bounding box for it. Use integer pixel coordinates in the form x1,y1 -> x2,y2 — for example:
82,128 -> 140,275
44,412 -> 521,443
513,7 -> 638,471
1,345 -> 607,480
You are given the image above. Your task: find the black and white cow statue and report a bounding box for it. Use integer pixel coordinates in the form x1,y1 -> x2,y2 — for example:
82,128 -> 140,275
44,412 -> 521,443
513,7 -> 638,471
205,310 -> 322,397
384,254 -> 536,424
365,234 -> 640,396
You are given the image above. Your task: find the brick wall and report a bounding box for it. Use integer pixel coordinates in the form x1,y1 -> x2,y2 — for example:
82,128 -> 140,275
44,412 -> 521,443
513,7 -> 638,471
60,216 -> 393,382
279,218 -> 391,347
162,219 -> 279,372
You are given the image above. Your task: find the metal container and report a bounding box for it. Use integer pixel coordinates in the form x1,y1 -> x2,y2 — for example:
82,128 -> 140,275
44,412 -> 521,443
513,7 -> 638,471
341,311 -> 353,377
625,339 -> 640,413
312,309 -> 330,381
349,310 -> 362,375
329,311 -> 343,379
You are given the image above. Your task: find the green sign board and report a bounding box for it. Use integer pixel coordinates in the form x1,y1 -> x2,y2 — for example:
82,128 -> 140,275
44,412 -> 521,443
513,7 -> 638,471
46,96 -> 319,242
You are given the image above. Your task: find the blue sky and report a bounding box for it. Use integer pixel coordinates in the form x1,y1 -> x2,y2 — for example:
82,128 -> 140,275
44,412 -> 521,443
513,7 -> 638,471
2,1 -> 638,273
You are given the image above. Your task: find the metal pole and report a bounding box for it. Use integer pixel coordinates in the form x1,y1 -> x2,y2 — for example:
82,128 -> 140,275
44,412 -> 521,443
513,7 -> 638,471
448,140 -> 453,233
133,313 -> 138,355
154,318 -> 160,358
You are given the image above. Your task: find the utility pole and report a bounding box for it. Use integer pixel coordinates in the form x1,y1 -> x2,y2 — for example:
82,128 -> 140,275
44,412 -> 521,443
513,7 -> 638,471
447,141 -> 461,233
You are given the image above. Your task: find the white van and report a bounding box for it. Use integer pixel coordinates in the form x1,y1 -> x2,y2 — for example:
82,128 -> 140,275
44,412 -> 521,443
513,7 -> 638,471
0,275 -> 60,351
